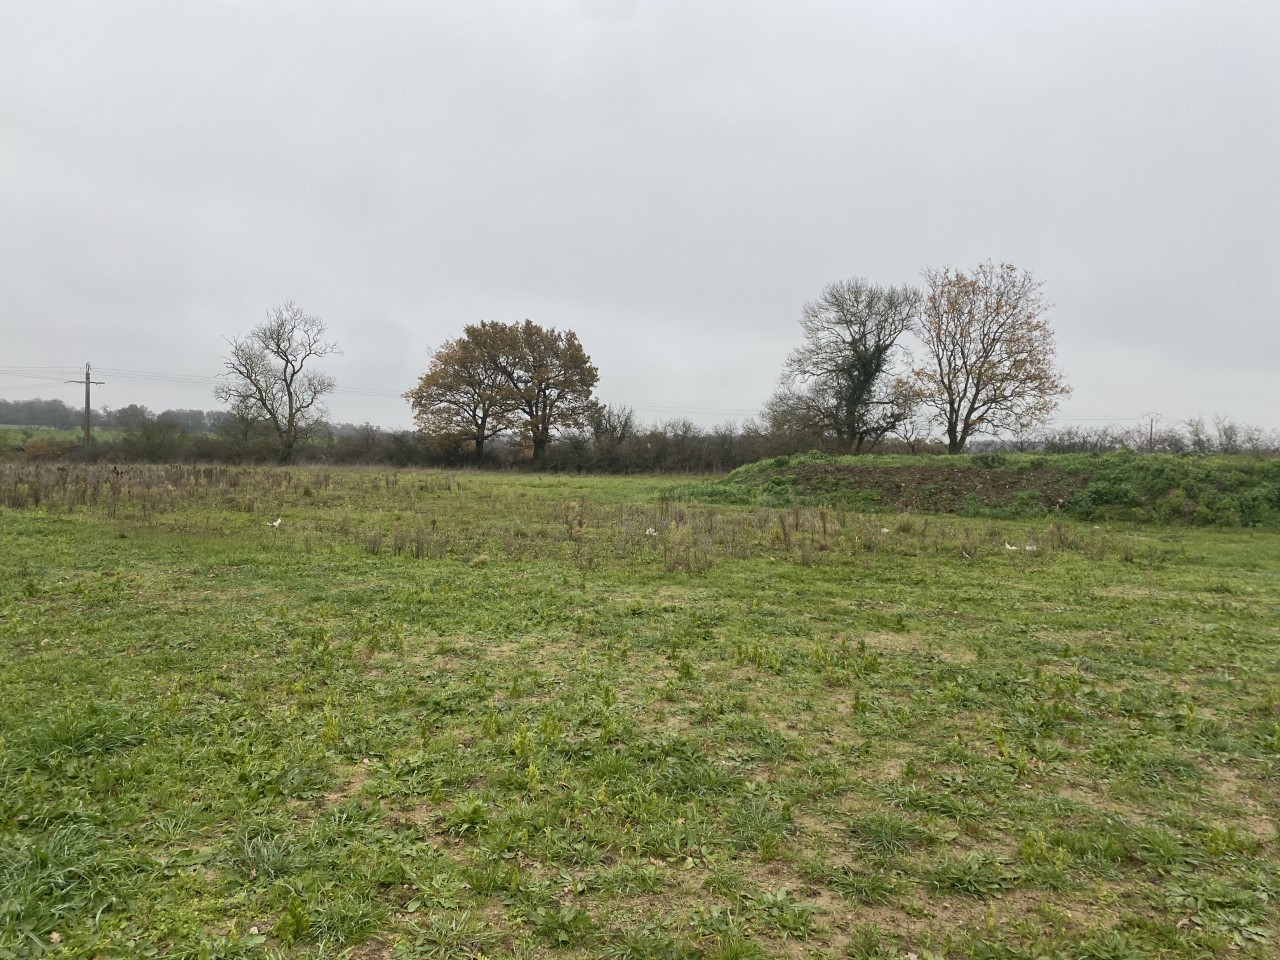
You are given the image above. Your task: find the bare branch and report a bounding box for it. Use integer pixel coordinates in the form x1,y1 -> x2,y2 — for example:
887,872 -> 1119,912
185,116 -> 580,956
914,262 -> 1070,453
214,302 -> 340,462
772,277 -> 921,453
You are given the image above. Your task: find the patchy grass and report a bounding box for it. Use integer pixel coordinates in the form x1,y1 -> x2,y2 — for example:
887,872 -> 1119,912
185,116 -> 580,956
1,463 -> 1278,958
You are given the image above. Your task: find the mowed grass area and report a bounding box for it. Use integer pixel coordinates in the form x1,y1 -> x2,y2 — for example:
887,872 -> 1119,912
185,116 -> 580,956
2,465 -> 1279,960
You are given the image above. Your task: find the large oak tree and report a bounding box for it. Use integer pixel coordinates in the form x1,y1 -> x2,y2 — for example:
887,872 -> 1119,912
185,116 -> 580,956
404,327 -> 513,458
406,320 -> 598,463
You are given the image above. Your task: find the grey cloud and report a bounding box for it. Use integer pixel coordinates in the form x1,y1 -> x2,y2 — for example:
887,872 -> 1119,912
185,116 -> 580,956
2,0 -> 1276,429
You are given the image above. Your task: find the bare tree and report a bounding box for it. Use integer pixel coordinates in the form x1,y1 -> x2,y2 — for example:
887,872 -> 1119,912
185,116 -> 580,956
1184,417 -> 1214,454
586,401 -> 638,469
762,382 -> 846,451
915,262 -> 1070,453
892,414 -> 932,454
773,278 -> 920,453
1214,415 -> 1243,455
214,302 -> 339,462
1239,423 -> 1272,454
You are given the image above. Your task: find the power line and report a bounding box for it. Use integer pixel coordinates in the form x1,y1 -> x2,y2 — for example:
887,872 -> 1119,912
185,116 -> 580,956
95,368 -> 214,384
0,364 -> 406,399
0,370 -> 77,384
631,405 -> 759,416
0,365 -> 1252,428
1046,415 -> 1149,422
0,364 -> 747,417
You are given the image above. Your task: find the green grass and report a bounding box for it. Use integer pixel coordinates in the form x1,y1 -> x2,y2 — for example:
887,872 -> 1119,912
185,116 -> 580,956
0,425 -> 126,457
1,463 -> 1279,958
0,425 -> 87,438
695,450 -> 1280,527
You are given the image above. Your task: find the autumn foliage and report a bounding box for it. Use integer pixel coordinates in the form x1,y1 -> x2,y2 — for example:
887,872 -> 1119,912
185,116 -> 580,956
405,320 -> 598,462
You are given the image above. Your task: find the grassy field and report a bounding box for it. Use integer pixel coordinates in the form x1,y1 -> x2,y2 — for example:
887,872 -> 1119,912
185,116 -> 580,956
1,463 -> 1278,960
0,427 -> 125,457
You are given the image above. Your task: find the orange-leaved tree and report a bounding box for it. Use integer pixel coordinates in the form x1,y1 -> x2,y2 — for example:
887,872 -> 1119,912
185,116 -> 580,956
406,320 -> 598,462
404,326 -> 515,459
486,320 -> 598,462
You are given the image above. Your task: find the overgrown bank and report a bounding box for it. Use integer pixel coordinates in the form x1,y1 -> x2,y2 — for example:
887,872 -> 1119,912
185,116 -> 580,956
688,452 -> 1280,526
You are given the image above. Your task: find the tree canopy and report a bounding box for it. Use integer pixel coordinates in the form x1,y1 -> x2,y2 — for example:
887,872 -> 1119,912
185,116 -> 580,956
404,330 -> 512,458
405,320 -> 598,462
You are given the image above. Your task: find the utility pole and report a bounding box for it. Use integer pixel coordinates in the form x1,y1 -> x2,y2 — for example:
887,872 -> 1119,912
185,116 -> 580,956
67,363 -> 105,447
1142,412 -> 1161,453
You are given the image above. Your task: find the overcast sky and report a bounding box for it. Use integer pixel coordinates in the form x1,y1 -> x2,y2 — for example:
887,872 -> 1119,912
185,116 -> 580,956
2,0 -> 1277,433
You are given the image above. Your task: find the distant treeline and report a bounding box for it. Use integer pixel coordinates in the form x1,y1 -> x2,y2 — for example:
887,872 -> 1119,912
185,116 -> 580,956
0,398 -> 220,433
2,397 -> 1277,469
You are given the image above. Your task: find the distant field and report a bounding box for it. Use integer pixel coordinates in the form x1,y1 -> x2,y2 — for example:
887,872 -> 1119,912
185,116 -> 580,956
0,425 -> 125,447
2,464 -> 1278,959
0,425 -> 82,441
